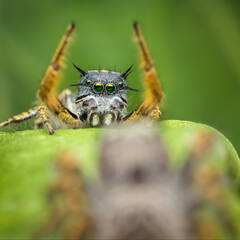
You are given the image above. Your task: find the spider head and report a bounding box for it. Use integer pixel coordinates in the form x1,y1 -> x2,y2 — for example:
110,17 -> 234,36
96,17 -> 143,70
73,65 -> 136,127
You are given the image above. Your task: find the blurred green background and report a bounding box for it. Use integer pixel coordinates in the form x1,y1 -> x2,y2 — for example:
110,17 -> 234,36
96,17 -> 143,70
0,0 -> 239,153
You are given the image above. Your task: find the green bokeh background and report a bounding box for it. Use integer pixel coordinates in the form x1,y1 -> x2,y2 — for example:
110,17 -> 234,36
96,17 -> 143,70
0,0 -> 239,152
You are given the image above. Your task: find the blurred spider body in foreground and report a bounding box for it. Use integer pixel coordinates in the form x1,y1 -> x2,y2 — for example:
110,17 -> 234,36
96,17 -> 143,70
0,22 -> 163,134
34,126 -> 239,240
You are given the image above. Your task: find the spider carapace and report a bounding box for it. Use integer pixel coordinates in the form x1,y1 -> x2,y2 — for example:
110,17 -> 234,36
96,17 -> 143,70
0,22 -> 163,134
71,66 -> 134,128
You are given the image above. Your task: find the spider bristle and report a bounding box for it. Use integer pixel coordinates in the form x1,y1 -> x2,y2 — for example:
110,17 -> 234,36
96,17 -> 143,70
70,83 -> 83,87
133,21 -> 138,29
125,86 -> 138,92
73,63 -> 87,76
126,69 -> 133,77
71,21 -> 76,28
121,64 -> 134,79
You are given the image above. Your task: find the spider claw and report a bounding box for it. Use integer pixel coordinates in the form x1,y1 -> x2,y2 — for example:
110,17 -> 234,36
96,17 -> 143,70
49,129 -> 55,135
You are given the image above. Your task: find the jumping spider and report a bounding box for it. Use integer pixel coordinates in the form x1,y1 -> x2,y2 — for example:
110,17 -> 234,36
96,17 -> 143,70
0,22 -> 163,134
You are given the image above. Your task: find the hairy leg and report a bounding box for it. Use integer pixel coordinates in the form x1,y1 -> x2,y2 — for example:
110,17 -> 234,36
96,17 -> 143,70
186,131 -> 238,239
34,89 -> 75,131
124,22 -> 164,122
0,108 -> 38,129
0,24 -> 79,133
38,103 -> 54,134
33,152 -> 91,239
37,23 -> 80,129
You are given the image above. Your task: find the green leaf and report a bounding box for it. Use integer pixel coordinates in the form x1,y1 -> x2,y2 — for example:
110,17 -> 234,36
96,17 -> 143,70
0,120 -> 239,239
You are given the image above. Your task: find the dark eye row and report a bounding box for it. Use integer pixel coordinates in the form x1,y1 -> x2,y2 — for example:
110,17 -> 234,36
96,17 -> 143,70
86,79 -> 124,94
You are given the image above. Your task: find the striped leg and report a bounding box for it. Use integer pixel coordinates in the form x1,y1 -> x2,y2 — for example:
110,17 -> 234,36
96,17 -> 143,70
0,108 -> 38,129
37,23 -> 80,130
124,22 -> 164,122
38,103 -> 54,135
34,89 -> 75,130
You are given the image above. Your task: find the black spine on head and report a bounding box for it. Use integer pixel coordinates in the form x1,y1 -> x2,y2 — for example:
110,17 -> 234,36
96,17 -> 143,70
121,65 -> 133,79
73,63 -> 86,76
70,83 -> 84,87
71,21 -> 76,28
125,86 -> 138,92
133,21 -> 138,29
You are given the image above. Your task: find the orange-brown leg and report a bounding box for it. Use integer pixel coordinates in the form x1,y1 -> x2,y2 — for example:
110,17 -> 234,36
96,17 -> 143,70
37,23 -> 80,130
184,131 -> 238,239
33,152 -> 91,240
124,22 -> 164,122
38,103 -> 54,134
34,89 -> 75,131
0,108 -> 38,129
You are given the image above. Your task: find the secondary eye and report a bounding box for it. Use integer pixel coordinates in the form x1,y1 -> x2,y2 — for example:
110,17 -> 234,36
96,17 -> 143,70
86,79 -> 91,85
94,82 -> 103,93
106,83 -> 115,94
118,82 -> 123,88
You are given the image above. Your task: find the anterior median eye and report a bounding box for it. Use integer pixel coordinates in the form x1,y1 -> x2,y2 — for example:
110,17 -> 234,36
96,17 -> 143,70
86,79 -> 91,85
106,83 -> 115,94
94,82 -> 103,93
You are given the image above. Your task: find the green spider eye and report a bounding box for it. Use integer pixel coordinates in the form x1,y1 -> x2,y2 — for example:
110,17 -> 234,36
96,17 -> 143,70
94,82 -> 103,93
118,82 -> 123,88
106,83 -> 115,94
86,79 -> 91,85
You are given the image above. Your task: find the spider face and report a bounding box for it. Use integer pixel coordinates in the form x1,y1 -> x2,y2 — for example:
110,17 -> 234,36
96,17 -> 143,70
75,70 -> 128,127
